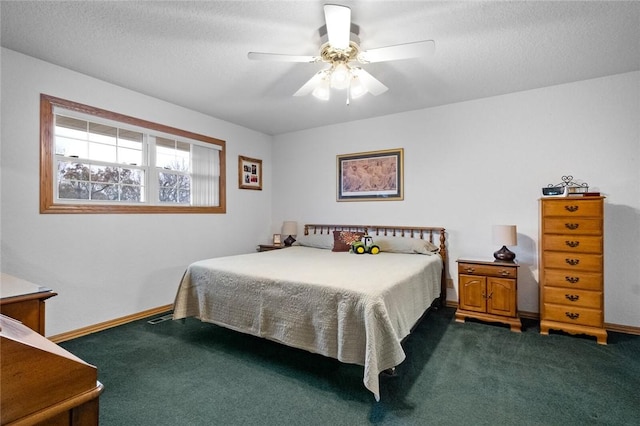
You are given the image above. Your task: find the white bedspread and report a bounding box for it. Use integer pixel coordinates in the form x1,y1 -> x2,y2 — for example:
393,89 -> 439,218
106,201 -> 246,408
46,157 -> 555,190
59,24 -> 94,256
172,246 -> 442,400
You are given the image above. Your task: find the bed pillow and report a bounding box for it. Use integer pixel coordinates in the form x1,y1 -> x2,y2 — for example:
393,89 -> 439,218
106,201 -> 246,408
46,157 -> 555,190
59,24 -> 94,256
373,236 -> 440,254
293,233 -> 334,250
332,230 -> 365,252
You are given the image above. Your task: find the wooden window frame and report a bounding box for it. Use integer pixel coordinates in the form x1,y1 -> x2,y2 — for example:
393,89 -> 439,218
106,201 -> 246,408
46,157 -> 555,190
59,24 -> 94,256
40,94 -> 226,214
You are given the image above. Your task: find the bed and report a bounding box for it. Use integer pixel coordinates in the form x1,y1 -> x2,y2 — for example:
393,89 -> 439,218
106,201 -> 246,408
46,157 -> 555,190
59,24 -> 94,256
173,224 -> 447,401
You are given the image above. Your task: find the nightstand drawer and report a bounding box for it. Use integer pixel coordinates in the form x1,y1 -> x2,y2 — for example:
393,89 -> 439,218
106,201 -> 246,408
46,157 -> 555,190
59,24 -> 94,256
542,218 -> 602,235
542,252 -> 602,272
542,199 -> 602,217
543,303 -> 602,327
543,287 -> 602,309
543,269 -> 602,291
458,263 -> 517,279
542,235 -> 602,253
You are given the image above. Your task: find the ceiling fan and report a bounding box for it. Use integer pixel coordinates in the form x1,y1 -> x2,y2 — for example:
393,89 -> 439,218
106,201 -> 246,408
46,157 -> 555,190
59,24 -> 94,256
248,4 -> 435,103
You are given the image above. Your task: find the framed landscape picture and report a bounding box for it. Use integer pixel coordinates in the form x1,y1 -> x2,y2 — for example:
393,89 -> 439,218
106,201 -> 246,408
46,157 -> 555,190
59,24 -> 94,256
337,148 -> 404,201
238,155 -> 262,190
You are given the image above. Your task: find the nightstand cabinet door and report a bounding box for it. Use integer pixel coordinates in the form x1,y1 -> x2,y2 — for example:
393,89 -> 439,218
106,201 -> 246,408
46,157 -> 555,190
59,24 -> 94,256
455,259 -> 521,332
539,196 -> 607,344
459,275 -> 486,313
487,277 -> 517,317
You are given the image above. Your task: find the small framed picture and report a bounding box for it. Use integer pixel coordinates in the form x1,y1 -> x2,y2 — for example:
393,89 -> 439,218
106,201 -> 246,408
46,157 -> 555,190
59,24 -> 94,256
273,234 -> 282,245
238,155 -> 263,190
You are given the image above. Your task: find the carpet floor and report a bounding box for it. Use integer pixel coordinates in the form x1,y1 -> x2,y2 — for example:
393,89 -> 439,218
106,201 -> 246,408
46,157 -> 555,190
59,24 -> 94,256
60,307 -> 640,425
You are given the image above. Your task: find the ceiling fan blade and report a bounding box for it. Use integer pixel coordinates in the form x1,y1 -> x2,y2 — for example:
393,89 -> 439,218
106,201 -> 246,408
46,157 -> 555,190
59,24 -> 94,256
293,70 -> 328,97
248,52 -> 319,63
324,4 -> 351,50
351,68 -> 388,96
359,40 -> 435,63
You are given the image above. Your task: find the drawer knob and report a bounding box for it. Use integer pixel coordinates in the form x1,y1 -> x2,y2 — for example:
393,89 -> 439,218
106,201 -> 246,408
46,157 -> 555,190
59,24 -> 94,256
565,223 -> 579,230
564,205 -> 579,212
565,312 -> 580,320
499,269 -> 511,277
565,294 -> 580,302
565,258 -> 580,266
464,267 -> 475,273
565,240 -> 580,248
565,276 -> 580,284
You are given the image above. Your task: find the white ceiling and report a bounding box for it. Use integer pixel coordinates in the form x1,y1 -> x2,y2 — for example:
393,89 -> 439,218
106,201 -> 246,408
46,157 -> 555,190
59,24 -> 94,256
1,1 -> 639,135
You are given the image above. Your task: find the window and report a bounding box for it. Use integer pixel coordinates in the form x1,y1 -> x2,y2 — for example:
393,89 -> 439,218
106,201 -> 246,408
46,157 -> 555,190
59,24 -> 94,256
40,94 -> 226,213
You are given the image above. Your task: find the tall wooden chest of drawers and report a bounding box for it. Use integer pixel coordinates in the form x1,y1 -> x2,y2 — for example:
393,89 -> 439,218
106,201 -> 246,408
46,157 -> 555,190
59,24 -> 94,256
539,196 -> 607,344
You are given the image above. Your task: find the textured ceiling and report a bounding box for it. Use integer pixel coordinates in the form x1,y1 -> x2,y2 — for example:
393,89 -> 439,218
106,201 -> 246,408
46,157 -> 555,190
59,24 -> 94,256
1,1 -> 639,135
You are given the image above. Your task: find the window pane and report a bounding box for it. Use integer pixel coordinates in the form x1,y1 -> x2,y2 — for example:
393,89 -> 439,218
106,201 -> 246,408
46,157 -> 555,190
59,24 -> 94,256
156,137 -> 190,171
91,183 -> 119,201
175,150 -> 190,171
58,180 -> 90,200
56,116 -> 87,139
158,171 -> 176,187
89,123 -> 117,145
88,142 -> 117,162
120,168 -> 143,185
159,188 -> 176,202
90,165 -> 119,183
156,149 -> 175,170
178,175 -> 191,190
119,129 -> 143,145
121,184 -> 143,202
178,190 -> 190,204
58,161 -> 90,181
118,147 -> 142,166
56,136 -> 88,158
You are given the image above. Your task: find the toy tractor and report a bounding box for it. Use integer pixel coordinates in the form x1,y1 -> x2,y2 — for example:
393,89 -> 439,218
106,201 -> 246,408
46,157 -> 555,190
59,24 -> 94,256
351,235 -> 380,255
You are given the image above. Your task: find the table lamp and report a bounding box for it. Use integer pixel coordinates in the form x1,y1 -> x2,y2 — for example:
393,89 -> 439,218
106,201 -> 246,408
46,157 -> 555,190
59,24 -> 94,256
282,221 -> 298,246
492,225 -> 517,262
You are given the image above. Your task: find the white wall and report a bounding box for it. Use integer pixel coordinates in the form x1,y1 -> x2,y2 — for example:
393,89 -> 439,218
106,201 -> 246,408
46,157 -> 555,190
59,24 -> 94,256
2,47 -> 638,333
1,48 -> 273,336
272,71 -> 640,327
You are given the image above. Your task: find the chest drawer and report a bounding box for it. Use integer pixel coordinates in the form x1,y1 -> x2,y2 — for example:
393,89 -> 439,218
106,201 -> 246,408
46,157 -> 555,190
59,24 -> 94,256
543,252 -> 602,272
542,199 -> 602,217
542,235 -> 602,254
543,287 -> 602,310
543,269 -> 602,291
542,218 -> 602,235
543,303 -> 602,327
458,263 -> 517,279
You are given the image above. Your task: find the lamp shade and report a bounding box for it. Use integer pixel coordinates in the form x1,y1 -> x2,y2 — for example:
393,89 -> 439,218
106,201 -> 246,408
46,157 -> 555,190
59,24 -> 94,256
492,225 -> 517,246
282,221 -> 298,236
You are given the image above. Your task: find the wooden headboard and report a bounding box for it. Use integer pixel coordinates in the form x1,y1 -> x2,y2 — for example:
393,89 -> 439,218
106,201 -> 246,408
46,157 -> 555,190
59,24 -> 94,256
304,224 -> 447,306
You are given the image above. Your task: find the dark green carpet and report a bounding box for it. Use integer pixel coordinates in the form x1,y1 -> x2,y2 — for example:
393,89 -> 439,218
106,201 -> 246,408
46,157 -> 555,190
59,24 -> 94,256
60,308 -> 640,425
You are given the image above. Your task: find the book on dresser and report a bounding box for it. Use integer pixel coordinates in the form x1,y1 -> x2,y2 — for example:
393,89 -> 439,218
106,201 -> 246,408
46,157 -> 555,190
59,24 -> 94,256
539,196 -> 607,344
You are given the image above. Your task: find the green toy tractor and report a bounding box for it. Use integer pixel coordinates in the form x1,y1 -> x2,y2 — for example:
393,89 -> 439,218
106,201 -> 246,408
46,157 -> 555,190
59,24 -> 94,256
351,235 -> 380,255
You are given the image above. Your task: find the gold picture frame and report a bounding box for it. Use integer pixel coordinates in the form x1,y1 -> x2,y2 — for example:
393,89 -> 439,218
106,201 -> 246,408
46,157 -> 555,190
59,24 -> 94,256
337,148 -> 404,201
272,234 -> 282,245
238,155 -> 262,190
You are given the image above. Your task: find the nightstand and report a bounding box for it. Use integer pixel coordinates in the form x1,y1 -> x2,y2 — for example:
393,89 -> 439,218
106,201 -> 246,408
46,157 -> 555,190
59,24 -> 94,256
455,258 -> 521,332
257,244 -> 287,252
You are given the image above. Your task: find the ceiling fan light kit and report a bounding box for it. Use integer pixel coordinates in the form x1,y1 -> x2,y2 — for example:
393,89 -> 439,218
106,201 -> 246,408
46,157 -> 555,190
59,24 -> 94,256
248,4 -> 435,103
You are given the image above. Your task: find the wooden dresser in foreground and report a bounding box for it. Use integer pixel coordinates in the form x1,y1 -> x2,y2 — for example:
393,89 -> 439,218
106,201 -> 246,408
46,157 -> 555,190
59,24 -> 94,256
1,314 -> 103,425
539,196 -> 607,344
1,273 -> 57,335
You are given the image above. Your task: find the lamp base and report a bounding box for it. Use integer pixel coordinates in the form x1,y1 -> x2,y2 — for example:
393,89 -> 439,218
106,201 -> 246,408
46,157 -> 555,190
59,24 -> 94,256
284,235 -> 296,247
493,245 -> 515,262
